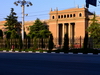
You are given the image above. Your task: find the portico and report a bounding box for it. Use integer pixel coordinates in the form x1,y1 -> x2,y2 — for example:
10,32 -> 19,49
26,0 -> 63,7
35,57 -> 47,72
58,23 -> 75,45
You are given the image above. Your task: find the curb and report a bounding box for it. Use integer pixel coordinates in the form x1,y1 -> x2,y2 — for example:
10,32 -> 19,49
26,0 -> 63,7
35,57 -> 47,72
2,50 -> 100,55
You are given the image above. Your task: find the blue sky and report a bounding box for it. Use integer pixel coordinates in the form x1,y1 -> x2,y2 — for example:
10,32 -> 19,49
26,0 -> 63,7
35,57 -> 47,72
0,0 -> 100,21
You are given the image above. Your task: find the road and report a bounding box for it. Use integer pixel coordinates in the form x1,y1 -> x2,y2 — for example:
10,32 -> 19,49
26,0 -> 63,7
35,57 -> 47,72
0,53 -> 100,75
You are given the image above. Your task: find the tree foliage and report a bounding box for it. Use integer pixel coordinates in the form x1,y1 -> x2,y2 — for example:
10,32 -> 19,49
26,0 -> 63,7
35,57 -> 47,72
62,33 -> 69,52
48,33 -> 54,51
33,37 -> 38,50
87,13 -> 100,44
4,8 -> 18,31
29,18 -> 51,38
83,33 -> 88,49
10,30 -> 18,39
0,29 -> 3,39
6,31 -> 12,39
18,36 -> 23,49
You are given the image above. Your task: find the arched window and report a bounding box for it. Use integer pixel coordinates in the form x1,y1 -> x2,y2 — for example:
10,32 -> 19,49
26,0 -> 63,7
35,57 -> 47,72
70,14 -> 72,17
64,15 -> 66,18
73,14 -> 75,17
52,16 -> 55,19
61,15 -> 63,18
58,15 -> 60,19
67,14 -> 69,18
79,13 -> 82,17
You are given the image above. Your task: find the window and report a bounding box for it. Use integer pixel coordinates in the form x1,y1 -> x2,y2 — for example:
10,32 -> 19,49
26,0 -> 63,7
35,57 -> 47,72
64,15 -> 66,18
70,14 -> 72,17
58,15 -> 60,19
79,13 -> 82,17
67,14 -> 69,18
52,16 -> 55,19
73,14 -> 75,17
61,15 -> 63,18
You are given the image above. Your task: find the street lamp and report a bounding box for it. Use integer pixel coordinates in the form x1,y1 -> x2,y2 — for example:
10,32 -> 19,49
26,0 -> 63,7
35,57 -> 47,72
14,0 -> 32,40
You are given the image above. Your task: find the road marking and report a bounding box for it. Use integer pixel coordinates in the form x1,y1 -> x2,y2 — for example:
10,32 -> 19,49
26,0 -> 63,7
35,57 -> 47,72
60,52 -> 64,54
68,52 -> 73,54
51,52 -> 56,53
3,50 -> 6,52
43,51 -> 47,53
28,51 -> 32,53
88,53 -> 93,55
78,53 -> 83,54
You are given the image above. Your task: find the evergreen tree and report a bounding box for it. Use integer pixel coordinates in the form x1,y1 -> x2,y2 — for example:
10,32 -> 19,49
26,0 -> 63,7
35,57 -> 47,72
33,37 -> 38,50
0,29 -> 3,39
24,31 -> 27,39
4,8 -> 18,31
6,31 -> 12,39
29,18 -> 51,49
10,30 -> 17,39
83,33 -> 88,49
18,36 -> 23,50
5,39 -> 10,49
62,33 -> 69,52
48,34 -> 54,51
29,18 -> 50,38
87,13 -> 100,46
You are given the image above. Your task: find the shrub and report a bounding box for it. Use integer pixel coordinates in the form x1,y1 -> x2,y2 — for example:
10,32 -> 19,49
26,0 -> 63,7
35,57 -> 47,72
48,34 -> 54,51
62,33 -> 69,53
83,33 -> 88,49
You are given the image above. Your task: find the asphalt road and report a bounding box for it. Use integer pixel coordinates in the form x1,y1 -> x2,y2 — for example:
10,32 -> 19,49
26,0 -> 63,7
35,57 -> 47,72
0,53 -> 100,75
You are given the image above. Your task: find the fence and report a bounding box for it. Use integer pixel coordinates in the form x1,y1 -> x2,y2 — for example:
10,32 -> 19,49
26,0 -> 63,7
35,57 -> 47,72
0,37 -> 99,50
0,38 -> 49,50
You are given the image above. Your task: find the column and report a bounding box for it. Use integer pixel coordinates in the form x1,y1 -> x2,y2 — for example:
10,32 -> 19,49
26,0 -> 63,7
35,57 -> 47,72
56,24 -> 59,45
69,23 -> 71,39
64,23 -> 68,34
70,23 -> 75,48
69,23 -> 71,46
62,23 -> 65,46
63,23 -> 65,38
64,24 -> 66,33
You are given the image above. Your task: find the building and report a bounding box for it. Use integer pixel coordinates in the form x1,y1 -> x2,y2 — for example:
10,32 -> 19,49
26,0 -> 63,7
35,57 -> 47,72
0,7 -> 99,46
48,7 -> 94,46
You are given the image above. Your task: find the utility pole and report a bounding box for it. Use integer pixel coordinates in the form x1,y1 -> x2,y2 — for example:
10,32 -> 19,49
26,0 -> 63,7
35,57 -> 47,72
14,0 -> 32,40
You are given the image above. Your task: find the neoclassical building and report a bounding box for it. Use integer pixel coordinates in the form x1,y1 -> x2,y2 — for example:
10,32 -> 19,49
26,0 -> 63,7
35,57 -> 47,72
48,7 -> 90,45
0,7 -> 100,46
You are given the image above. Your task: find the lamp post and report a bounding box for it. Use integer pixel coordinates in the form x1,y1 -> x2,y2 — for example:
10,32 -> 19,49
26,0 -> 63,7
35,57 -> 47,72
14,0 -> 32,40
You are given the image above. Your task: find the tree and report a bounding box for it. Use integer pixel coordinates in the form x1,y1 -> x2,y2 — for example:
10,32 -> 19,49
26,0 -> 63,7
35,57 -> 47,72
29,18 -> 50,38
39,30 -> 51,38
4,8 -> 18,31
29,18 -> 51,49
0,29 -> 3,39
39,30 -> 51,49
48,33 -> 54,51
24,31 -> 27,39
6,31 -> 12,39
5,39 -> 10,49
62,33 -> 69,52
18,36 -> 23,50
10,30 -> 17,39
83,33 -> 88,49
33,37 -> 38,50
87,13 -> 100,46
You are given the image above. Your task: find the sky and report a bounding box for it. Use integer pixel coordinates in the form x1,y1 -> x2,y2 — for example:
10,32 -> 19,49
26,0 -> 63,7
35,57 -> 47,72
0,0 -> 100,21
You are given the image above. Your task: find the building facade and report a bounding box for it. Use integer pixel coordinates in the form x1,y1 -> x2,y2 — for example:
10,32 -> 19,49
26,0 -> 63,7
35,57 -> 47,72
0,7 -> 99,46
48,7 -> 93,45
